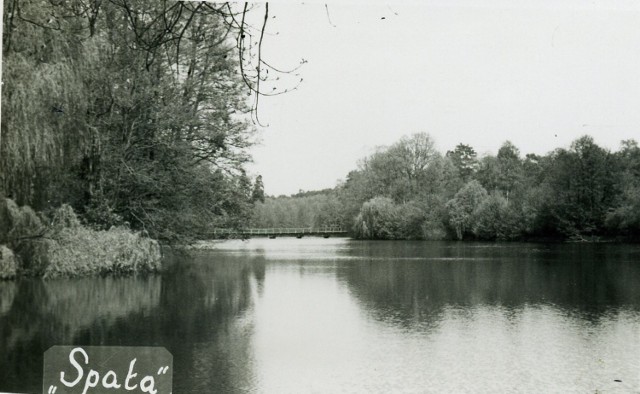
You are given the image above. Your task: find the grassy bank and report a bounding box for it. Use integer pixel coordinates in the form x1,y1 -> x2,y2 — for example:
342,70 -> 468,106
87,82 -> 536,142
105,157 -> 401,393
0,199 -> 162,279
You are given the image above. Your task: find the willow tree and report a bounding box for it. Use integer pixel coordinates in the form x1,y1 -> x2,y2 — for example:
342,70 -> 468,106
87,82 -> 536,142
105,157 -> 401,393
445,180 -> 488,240
1,0 -> 96,207
2,1 -> 284,242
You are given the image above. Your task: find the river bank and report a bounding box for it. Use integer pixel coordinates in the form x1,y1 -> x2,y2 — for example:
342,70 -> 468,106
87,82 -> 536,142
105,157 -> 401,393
0,198 -> 161,279
3,194 -> 637,281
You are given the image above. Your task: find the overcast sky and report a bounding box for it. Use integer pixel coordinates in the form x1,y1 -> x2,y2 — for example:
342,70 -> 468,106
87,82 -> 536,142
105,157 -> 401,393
246,0 -> 640,196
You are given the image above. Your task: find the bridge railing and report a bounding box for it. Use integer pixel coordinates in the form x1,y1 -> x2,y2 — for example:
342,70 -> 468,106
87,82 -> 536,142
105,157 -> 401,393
212,227 -> 346,236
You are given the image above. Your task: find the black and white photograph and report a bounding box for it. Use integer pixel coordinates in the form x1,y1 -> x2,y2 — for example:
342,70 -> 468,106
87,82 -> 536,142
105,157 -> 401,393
1,0 -> 640,392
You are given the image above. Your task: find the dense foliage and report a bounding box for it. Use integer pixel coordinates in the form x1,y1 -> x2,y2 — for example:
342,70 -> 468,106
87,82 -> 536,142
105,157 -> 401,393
0,198 -> 161,278
253,133 -> 640,241
251,189 -> 342,229
1,0 -> 260,244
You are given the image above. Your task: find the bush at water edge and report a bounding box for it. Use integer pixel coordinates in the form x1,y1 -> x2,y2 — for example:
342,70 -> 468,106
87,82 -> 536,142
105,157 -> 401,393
0,245 -> 17,279
1,199 -> 162,278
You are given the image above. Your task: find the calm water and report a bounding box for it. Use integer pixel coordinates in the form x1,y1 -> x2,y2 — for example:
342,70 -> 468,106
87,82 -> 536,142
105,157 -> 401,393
1,239 -> 640,393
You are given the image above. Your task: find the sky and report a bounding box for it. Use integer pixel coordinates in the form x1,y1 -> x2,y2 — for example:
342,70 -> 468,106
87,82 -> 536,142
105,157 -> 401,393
245,0 -> 640,196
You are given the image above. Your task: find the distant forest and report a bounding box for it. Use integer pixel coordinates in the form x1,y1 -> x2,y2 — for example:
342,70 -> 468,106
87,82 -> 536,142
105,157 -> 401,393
252,133 -> 640,241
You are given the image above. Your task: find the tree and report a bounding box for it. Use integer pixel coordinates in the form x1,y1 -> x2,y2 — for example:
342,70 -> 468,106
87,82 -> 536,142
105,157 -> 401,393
472,194 -> 522,240
445,180 -> 489,240
543,136 -> 616,237
495,141 -> 523,201
1,0 -> 93,207
605,184 -> 640,236
605,139 -> 640,237
476,156 -> 501,194
1,1 -> 274,242
446,144 -> 479,182
354,197 -> 408,240
475,141 -> 524,201
251,175 -> 266,203
522,153 -> 544,185
355,133 -> 440,203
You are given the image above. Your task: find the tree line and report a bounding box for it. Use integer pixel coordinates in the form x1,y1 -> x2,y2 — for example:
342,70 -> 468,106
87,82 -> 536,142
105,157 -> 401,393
1,0 -> 267,244
252,133 -> 640,241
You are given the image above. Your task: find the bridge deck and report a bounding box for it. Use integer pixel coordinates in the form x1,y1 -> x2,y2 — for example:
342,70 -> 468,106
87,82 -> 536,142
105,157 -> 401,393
212,227 -> 347,237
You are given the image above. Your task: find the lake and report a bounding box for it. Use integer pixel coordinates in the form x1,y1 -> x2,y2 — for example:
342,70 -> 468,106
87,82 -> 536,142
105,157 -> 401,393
1,239 -> 639,393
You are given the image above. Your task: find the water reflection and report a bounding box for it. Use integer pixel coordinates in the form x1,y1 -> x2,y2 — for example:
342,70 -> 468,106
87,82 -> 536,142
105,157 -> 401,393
340,242 -> 640,329
1,240 -> 639,393
0,252 -> 265,393
156,252 -> 265,393
214,239 -> 640,392
0,275 -> 162,390
0,281 -> 16,315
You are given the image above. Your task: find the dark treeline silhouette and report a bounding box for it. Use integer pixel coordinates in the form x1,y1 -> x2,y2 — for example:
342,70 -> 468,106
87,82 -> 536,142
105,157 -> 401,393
253,133 -> 640,241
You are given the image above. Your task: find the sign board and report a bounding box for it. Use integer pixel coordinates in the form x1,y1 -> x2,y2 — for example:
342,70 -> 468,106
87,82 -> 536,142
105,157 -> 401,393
43,346 -> 172,394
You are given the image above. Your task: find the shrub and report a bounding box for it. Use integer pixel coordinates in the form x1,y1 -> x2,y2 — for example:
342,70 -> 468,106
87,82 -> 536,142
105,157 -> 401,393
421,217 -> 448,240
1,198 -> 45,244
354,197 -> 401,239
446,180 -> 489,240
13,238 -> 54,275
354,198 -> 433,240
0,199 -> 162,278
0,198 -> 50,274
0,245 -> 17,279
395,202 -> 427,240
81,190 -> 124,230
44,205 -> 162,278
605,184 -> 640,237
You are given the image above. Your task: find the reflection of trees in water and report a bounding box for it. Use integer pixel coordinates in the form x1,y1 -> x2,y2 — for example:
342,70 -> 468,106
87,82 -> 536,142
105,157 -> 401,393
0,275 -> 162,390
0,282 -> 16,315
152,252 -> 266,393
0,252 -> 266,394
340,242 -> 640,329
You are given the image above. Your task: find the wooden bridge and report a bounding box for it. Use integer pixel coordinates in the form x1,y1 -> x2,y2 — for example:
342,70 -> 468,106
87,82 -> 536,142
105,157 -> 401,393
212,226 -> 348,238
